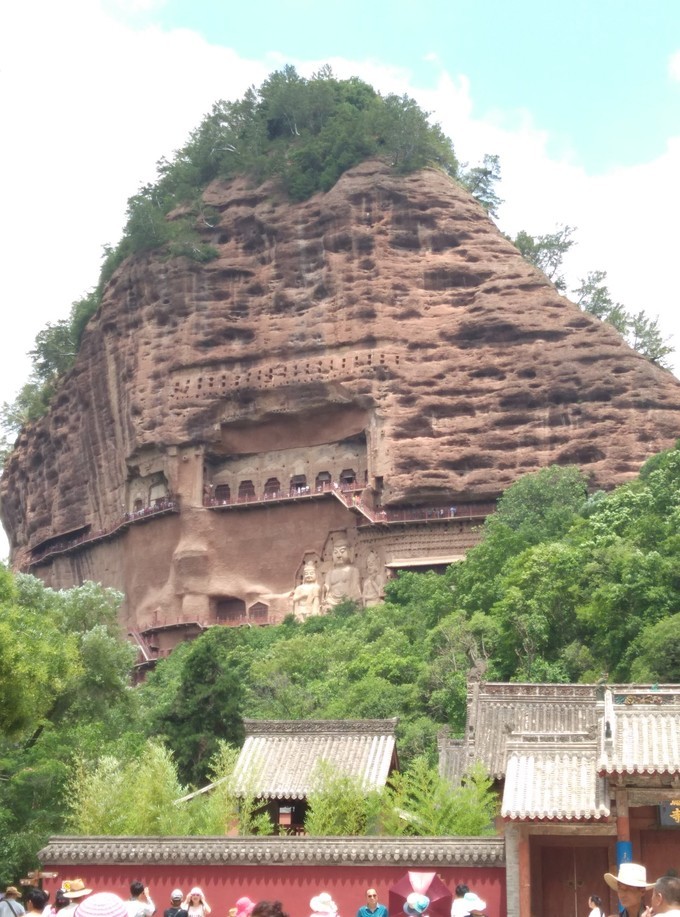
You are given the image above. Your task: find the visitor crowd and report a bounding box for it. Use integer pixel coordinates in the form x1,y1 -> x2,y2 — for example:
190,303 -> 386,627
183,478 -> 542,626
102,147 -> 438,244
8,869 -> 680,917
0,882 -> 494,917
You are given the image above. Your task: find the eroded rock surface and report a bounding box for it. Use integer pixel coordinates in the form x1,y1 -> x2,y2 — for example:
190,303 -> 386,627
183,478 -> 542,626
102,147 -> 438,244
3,161 -> 680,638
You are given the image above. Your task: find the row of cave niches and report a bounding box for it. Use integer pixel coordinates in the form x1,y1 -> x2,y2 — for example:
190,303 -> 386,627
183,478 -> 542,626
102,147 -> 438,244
171,351 -> 399,399
205,469 -> 362,504
213,597 -> 268,626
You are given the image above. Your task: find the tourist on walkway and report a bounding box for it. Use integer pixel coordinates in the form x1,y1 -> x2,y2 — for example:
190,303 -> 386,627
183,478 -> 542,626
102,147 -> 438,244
182,890 -> 210,917
588,895 -> 605,917
604,863 -> 655,917
60,881 -> 93,917
356,889 -> 387,917
310,894 -> 338,917
1,888 -> 26,917
251,904 -> 288,917
451,887 -> 469,917
649,876 -> 680,917
126,884 -> 155,917
75,893 -> 127,917
234,899 -> 255,917
163,892 -> 186,917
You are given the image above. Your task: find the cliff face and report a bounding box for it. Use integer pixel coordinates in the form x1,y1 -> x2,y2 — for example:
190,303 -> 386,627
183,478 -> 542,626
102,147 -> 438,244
3,160 -> 680,636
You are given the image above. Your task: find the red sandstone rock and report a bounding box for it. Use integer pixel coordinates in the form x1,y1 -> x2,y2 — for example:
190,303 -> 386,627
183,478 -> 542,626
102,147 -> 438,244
2,161 -> 680,637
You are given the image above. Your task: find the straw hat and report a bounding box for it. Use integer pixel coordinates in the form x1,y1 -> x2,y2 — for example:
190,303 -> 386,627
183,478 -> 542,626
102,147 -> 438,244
604,864 -> 655,890
62,881 -> 93,900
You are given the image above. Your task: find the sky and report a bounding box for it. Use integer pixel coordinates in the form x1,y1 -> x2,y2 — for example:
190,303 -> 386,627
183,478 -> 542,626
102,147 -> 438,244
1,0 -> 680,558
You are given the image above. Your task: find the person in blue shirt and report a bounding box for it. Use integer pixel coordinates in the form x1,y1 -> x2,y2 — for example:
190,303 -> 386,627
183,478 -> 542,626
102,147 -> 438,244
356,890 -> 388,917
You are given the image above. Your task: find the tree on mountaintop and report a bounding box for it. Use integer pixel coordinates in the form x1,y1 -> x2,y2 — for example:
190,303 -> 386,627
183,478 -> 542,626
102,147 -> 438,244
511,228 -> 674,368
1,66 -> 470,441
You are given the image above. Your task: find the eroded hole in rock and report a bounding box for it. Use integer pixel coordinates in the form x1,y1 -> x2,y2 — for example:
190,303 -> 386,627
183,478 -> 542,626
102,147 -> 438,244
324,232 -> 353,252
355,233 -> 374,253
423,268 -> 493,290
447,321 -> 567,347
557,444 -> 606,464
547,386 -> 579,404
389,231 -> 421,250
495,412 -> 533,427
197,327 -> 255,347
470,366 -> 506,380
394,415 -> 434,437
499,391 -> 542,409
442,453 -> 495,471
430,232 -> 462,252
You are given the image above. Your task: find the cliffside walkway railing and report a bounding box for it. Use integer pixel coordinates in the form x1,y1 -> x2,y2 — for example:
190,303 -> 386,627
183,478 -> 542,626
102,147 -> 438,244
205,482 -> 495,527
26,497 -> 180,569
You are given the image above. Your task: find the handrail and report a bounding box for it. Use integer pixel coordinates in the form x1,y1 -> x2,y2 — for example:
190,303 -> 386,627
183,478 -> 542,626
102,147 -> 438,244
27,497 -> 180,567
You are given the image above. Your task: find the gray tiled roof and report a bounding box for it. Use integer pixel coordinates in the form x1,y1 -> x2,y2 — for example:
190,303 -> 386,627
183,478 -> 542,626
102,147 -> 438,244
599,701 -> 680,775
233,719 -> 398,799
501,741 -> 610,820
443,682 -> 680,822
466,683 -> 599,779
38,835 -> 506,867
438,731 -> 467,784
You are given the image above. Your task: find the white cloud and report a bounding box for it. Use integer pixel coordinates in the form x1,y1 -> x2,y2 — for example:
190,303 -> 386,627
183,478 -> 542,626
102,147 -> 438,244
669,50 -> 680,81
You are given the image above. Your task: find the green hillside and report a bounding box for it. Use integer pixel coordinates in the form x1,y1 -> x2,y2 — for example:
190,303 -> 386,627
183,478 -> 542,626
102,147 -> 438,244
2,445 -> 680,875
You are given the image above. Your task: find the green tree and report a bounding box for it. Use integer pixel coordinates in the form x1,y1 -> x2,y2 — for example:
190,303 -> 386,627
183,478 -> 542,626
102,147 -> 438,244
67,740 -> 191,836
383,758 -> 497,836
152,628 -> 247,784
627,310 -> 674,368
574,270 -> 629,335
631,613 -> 680,682
459,154 -> 503,217
304,761 -> 384,836
573,271 -> 673,368
512,225 -> 576,292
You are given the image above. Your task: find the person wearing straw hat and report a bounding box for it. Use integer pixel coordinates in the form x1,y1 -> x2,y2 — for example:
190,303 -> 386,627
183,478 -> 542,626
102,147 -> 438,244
1,888 -> 26,917
604,863 -> 655,917
60,881 -> 93,917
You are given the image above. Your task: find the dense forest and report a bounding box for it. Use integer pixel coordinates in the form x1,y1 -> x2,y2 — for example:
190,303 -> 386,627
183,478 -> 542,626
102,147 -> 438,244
0,65 -> 671,454
3,446 -> 680,880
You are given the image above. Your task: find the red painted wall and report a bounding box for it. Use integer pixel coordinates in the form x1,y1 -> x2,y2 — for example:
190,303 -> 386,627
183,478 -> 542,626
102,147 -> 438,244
40,863 -> 505,917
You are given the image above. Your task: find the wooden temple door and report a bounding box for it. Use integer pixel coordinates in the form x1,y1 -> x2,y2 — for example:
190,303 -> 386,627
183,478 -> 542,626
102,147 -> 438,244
536,844 -> 610,917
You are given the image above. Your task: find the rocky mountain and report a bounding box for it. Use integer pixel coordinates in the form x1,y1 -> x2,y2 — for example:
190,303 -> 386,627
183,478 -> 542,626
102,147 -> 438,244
2,160 -> 679,650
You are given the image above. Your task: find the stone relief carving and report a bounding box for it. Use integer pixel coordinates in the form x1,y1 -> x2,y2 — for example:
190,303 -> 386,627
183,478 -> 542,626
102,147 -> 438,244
322,536 -> 362,611
291,561 -> 321,622
362,549 -> 384,607
291,538 -> 388,617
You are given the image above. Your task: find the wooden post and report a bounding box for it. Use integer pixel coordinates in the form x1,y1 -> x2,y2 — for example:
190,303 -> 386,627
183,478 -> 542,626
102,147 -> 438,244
518,827 -> 532,917
615,786 -> 630,842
